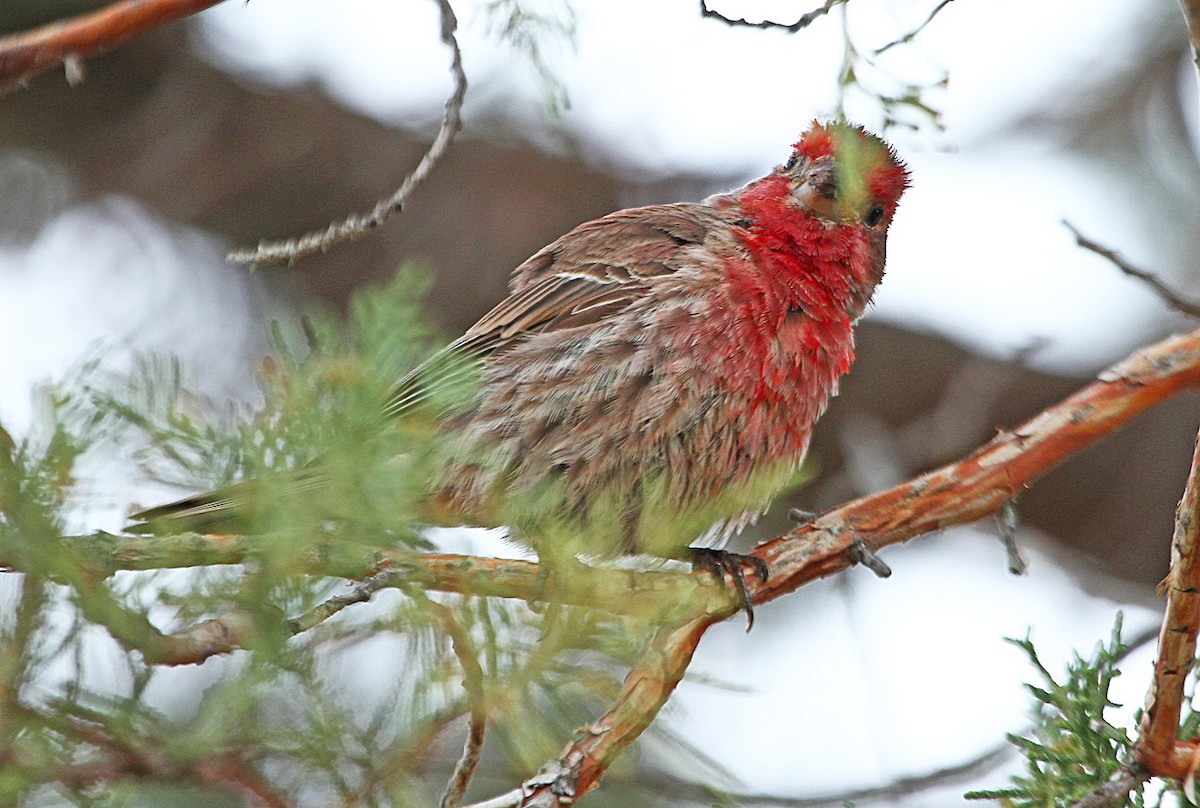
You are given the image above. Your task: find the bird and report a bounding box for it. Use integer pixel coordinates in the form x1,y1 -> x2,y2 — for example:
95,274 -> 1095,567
129,120 -> 909,619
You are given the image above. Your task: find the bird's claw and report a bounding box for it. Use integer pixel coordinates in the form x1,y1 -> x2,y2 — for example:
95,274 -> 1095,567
688,548 -> 769,631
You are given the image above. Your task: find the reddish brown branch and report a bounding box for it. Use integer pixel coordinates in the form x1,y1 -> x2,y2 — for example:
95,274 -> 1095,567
754,327 -> 1200,602
0,0 -> 227,90
1134,423 -> 1200,781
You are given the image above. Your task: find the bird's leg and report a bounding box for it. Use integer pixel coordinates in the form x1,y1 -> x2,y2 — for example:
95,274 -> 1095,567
686,548 -> 770,631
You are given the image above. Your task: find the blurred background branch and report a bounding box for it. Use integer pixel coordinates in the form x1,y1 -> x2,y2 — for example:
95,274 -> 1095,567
0,0 -> 226,90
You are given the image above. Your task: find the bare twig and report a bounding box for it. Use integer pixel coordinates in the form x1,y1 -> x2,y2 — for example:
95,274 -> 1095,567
1134,423 -> 1200,781
1064,221 -> 1200,318
1067,763 -> 1151,808
226,0 -> 467,267
428,601 -> 487,808
289,568 -> 397,634
996,499 -> 1027,575
875,0 -> 956,55
698,0 -> 847,32
0,0 -> 227,91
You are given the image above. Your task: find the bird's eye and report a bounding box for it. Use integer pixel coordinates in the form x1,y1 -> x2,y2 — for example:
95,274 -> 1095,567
863,205 -> 886,228
783,154 -> 799,172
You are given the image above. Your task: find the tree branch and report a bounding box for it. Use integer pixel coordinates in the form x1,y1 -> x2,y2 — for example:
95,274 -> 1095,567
698,0 -> 847,33
225,0 -> 467,267
24,538 -> 720,623
1064,221 -> 1200,318
1067,763 -> 1151,808
0,0 -> 228,91
18,322 -> 1200,675
12,322 -> 1200,799
429,600 -> 487,808
1133,422 -> 1200,782
875,0 -> 956,55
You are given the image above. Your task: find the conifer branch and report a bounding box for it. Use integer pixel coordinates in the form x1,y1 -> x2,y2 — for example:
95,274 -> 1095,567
1133,422 -> 1200,781
0,0 -> 227,91
23,322 -> 1200,674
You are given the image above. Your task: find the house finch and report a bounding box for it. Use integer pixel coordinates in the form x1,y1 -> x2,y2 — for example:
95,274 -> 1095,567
132,120 -> 909,615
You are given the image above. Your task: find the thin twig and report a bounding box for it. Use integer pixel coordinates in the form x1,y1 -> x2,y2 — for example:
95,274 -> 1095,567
875,0 -> 956,55
193,752 -> 291,808
698,0 -> 847,32
289,568 -> 397,634
995,499 -> 1026,575
18,703 -> 287,805
1067,763 -> 1151,808
226,0 -> 467,267
1064,221 -> 1200,318
428,600 -> 487,808
1134,423 -> 1200,781
0,0 -> 227,91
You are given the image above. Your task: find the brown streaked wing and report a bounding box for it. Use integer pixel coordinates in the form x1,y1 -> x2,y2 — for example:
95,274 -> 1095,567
385,202 -> 726,417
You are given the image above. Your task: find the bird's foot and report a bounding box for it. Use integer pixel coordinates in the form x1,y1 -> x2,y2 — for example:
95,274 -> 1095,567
687,548 -> 769,631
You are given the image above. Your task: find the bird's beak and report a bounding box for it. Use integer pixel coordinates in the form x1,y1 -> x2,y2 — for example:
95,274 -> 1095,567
791,160 -> 844,222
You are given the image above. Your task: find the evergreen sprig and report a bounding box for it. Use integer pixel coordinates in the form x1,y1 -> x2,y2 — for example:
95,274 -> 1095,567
965,613 -> 1146,807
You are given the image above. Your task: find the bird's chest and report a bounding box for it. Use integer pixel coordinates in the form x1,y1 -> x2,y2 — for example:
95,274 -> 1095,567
700,286 -> 856,462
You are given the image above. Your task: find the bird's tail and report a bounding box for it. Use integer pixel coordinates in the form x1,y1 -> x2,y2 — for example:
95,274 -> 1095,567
125,469 -> 329,534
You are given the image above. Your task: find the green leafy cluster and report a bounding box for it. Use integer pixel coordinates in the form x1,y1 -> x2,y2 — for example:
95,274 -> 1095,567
0,268 -> 661,806
965,614 -> 1147,807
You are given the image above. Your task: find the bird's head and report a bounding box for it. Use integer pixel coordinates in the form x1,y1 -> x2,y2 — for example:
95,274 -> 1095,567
776,120 -> 909,231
